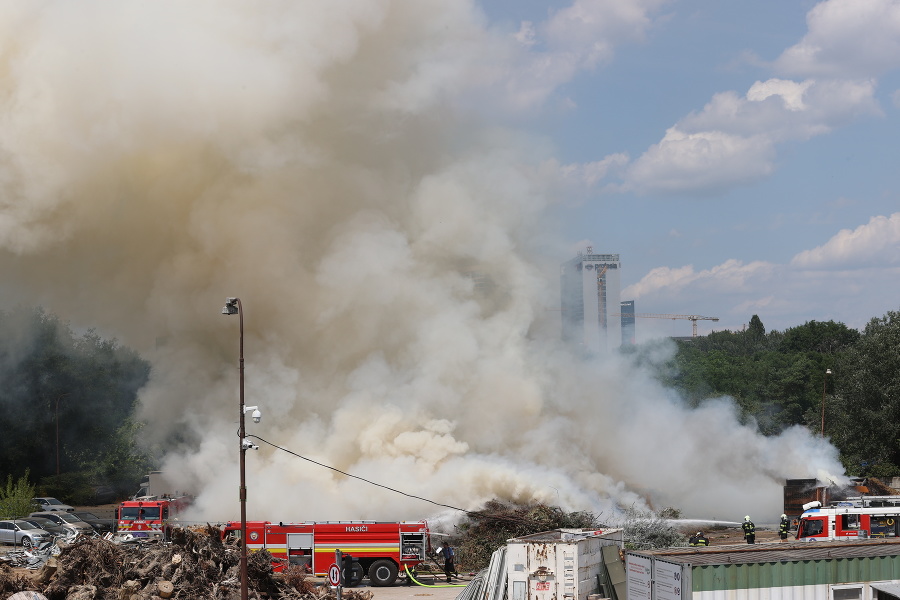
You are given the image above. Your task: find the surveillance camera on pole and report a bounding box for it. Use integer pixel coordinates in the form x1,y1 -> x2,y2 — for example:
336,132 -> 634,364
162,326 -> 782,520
244,405 -> 262,424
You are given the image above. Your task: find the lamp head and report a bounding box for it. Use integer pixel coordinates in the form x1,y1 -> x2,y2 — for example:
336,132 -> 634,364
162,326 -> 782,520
222,297 -> 239,315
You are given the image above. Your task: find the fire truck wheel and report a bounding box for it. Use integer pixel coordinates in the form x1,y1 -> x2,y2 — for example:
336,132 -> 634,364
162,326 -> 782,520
368,559 -> 399,586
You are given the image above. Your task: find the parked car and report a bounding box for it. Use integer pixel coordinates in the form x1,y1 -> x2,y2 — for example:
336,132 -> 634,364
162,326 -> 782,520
29,511 -> 95,537
0,520 -> 53,548
32,497 -> 75,512
22,517 -> 81,538
72,511 -> 116,534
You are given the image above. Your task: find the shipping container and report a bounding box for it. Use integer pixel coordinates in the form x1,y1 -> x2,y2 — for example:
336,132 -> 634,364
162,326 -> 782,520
461,529 -> 625,600
626,538 -> 900,600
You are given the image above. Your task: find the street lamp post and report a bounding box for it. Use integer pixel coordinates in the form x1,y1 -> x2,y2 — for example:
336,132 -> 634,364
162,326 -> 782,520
820,368 -> 832,436
222,297 -> 248,600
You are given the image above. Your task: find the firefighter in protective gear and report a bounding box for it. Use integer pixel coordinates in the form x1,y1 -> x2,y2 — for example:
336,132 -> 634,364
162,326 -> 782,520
438,543 -> 456,583
689,531 -> 710,546
742,516 -> 756,544
779,514 -> 790,541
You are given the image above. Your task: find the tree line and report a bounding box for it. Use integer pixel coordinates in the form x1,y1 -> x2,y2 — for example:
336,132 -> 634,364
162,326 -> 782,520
626,309 -> 900,477
0,306 -> 153,505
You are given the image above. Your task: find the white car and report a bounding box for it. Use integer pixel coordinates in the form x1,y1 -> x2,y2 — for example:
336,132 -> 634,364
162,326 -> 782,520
32,497 -> 75,512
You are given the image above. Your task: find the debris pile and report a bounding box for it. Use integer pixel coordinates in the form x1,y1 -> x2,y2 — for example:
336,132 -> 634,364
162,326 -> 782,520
1,525 -> 376,599
454,499 -> 604,569
0,562 -> 40,597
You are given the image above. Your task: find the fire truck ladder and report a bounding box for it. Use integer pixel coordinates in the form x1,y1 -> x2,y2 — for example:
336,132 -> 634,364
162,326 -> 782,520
615,313 -> 720,337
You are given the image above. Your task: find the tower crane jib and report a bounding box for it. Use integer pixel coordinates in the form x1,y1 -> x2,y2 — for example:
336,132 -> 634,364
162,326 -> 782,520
612,313 -> 720,337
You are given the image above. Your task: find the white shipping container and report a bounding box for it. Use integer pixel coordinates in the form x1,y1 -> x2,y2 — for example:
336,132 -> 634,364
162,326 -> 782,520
505,529 -> 624,600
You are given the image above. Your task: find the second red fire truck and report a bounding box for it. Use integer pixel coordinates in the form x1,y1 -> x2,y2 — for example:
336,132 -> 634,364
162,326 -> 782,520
796,499 -> 900,541
220,520 -> 431,586
115,496 -> 192,541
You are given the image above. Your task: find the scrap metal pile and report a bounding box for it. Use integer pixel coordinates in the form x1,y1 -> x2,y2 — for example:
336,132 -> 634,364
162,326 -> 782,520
0,525 -> 375,600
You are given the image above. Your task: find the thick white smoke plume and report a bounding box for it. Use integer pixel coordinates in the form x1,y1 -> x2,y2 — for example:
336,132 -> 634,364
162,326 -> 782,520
0,1 -> 844,525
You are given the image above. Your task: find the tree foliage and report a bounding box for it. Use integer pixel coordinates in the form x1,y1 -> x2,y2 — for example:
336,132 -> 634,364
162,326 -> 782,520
653,316 -> 856,435
652,310 -> 900,474
0,470 -> 37,519
620,506 -> 687,550
0,305 -> 152,502
825,310 -> 900,475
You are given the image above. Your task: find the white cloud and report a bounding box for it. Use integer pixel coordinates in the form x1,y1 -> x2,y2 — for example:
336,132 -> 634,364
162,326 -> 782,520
791,213 -> 900,267
776,0 -> 900,78
543,0 -> 670,68
614,77 -> 878,194
577,0 -> 890,196
493,0 -> 671,112
620,128 -> 776,195
623,215 -> 900,333
561,153 -> 629,186
733,296 -> 776,314
623,259 -> 776,299
746,79 -> 812,111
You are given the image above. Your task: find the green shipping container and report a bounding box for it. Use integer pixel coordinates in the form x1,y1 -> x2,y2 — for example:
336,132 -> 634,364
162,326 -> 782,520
626,538 -> 900,600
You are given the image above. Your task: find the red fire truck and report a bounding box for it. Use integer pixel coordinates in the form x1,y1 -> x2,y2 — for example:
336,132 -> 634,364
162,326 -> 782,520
797,500 -> 900,541
220,520 -> 431,586
115,496 -> 192,541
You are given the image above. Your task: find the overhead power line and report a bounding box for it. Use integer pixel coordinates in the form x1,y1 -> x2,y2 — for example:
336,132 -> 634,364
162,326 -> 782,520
246,434 -> 534,525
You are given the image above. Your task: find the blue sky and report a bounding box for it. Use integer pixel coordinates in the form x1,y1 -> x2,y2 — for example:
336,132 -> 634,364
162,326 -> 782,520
481,0 -> 900,340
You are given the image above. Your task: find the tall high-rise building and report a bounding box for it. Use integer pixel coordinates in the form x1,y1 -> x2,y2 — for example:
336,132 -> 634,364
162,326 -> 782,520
560,247 -> 621,353
620,300 -> 635,345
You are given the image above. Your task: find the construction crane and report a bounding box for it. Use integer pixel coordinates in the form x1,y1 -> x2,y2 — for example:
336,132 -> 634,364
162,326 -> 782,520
614,313 -> 720,338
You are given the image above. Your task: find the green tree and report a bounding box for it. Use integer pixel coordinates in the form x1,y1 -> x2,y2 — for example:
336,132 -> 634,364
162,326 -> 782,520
827,310 -> 900,475
747,314 -> 766,340
780,320 -> 860,354
650,317 -> 854,436
0,470 -> 36,519
0,305 -> 151,499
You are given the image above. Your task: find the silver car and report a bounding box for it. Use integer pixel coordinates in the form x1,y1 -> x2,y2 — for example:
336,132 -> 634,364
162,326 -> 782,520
23,516 -> 72,539
0,520 -> 52,548
32,497 -> 75,512
29,512 -> 95,537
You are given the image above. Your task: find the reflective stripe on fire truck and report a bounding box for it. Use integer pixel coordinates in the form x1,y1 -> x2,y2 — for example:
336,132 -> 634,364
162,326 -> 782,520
315,544 -> 400,552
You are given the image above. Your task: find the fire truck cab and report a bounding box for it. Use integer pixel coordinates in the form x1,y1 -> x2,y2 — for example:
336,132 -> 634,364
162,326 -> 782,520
115,496 -> 191,541
221,520 -> 431,586
797,500 -> 900,541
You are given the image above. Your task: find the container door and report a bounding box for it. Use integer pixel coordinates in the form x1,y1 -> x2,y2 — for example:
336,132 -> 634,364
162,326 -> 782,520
625,555 -> 652,600
653,559 -> 685,600
527,543 -> 557,600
